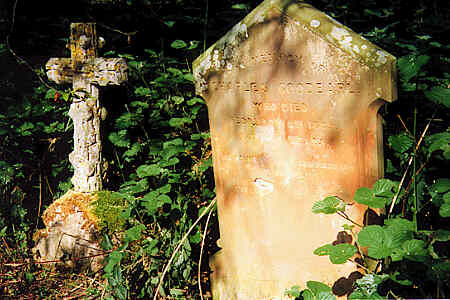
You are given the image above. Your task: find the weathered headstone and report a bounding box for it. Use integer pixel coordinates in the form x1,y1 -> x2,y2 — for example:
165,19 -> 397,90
193,1 -> 396,298
33,23 -> 127,271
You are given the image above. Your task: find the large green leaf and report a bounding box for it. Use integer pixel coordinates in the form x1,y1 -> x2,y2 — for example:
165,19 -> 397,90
169,117 -> 192,128
397,54 -> 430,83
306,281 -> 332,295
170,40 -> 187,49
425,132 -> 450,159
439,202 -> 450,217
124,224 -> 146,242
104,250 -> 123,273
358,225 -> 392,259
304,281 -> 336,300
136,164 -> 161,177
314,243 -> 357,264
120,179 -> 148,195
384,218 -> 415,249
388,133 -> 414,154
354,187 -> 385,208
109,130 -> 130,148
402,239 -> 428,261
430,178 -> 450,193
312,196 -> 345,214
285,285 -> 302,298
424,86 -> 450,108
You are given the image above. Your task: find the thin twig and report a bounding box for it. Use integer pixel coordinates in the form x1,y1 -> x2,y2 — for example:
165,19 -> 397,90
336,211 -> 363,228
5,250 -> 111,267
153,198 -> 216,300
388,118 -> 432,216
198,201 -> 214,300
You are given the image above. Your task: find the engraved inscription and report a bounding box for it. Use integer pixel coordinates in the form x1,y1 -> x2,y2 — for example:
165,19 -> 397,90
253,102 -> 308,113
239,51 -> 302,67
209,79 -> 360,95
279,81 -> 360,95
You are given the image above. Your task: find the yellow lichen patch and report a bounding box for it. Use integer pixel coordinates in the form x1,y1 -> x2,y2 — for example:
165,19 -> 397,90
42,190 -> 100,231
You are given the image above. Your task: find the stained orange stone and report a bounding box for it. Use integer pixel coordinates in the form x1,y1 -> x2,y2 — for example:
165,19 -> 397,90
193,1 -> 396,298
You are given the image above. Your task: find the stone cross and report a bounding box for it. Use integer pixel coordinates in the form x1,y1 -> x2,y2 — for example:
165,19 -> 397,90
46,23 -> 127,192
193,1 -> 396,299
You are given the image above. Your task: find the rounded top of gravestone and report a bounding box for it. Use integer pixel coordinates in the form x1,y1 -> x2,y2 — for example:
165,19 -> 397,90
193,0 -> 396,101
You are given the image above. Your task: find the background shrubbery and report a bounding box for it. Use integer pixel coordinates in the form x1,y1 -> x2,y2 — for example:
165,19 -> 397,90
0,0 -> 449,298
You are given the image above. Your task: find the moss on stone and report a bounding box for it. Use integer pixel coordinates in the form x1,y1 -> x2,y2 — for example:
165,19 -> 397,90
90,190 -> 128,234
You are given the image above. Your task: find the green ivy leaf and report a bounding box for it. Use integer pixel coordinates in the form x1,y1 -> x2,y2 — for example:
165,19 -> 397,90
349,290 -> 384,299
134,86 -> 152,97
314,244 -> 334,256
388,133 -> 414,154
187,97 -> 205,105
164,21 -> 175,28
232,3 -> 249,10
402,239 -> 428,261
159,157 -> 180,167
144,239 -> 159,256
314,244 -> 357,264
136,164 -> 161,177
330,244 -> 357,264
120,179 -> 148,195
354,180 -> 396,209
124,224 -> 146,242
172,95 -> 184,104
109,130 -> 130,148
157,194 -> 171,204
105,250 -> 123,273
157,184 -> 171,194
189,229 -> 202,244
312,196 -> 345,214
434,229 -> 450,241
285,285 -> 302,297
167,67 -> 183,77
169,117 -> 192,128
123,142 -> 142,161
358,225 -> 392,259
142,191 -> 160,214
144,48 -> 158,57
384,218 -> 415,249
306,281 -> 336,300
430,178 -> 450,193
171,40 -> 187,49
115,112 -> 143,129
187,40 -> 200,50
183,73 -> 195,83
439,203 -> 450,217
101,234 -> 113,251
424,86 -> 450,108
307,281 -> 332,295
354,187 -> 386,208
397,54 -> 430,83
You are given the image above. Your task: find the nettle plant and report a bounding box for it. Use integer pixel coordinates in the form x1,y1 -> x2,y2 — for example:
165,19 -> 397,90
97,40 -> 215,299
286,48 -> 450,299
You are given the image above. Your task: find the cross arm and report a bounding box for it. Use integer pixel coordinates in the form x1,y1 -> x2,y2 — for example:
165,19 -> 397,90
46,57 -> 128,86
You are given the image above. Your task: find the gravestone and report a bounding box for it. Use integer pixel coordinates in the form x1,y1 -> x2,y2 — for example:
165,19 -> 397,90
193,1 -> 396,299
33,23 -> 127,271
46,23 -> 128,192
